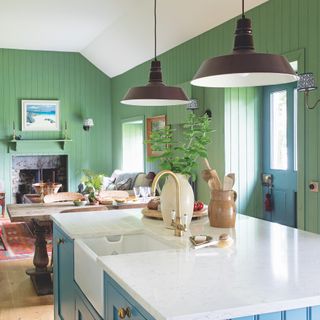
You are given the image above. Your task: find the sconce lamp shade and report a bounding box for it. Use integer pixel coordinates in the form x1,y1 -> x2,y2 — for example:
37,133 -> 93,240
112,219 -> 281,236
191,17 -> 298,88
297,73 -> 317,92
83,118 -> 94,131
121,60 -> 189,106
186,99 -> 199,111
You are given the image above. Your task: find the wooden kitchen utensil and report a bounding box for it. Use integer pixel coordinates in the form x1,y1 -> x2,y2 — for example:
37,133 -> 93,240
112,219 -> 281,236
208,172 -> 222,191
202,158 -> 222,190
223,176 -> 234,191
227,173 -> 235,187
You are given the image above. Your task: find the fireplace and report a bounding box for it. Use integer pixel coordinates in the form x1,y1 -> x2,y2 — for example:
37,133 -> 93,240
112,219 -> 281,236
12,155 -> 68,203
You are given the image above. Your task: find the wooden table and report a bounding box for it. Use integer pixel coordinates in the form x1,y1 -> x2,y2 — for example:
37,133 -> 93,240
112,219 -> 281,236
6,200 -> 148,295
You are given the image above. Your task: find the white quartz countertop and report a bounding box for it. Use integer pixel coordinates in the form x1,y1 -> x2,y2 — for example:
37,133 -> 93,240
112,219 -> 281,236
52,209 -> 320,320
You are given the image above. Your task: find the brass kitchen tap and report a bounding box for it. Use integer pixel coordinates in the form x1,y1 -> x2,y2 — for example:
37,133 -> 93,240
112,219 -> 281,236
151,170 -> 187,237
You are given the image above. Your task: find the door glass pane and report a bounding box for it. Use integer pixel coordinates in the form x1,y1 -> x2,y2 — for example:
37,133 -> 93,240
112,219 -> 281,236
270,90 -> 288,170
293,88 -> 298,171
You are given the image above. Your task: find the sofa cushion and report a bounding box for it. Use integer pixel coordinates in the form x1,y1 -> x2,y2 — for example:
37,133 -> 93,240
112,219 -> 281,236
114,172 -> 141,190
115,178 -> 132,190
102,176 -> 115,190
134,173 -> 154,188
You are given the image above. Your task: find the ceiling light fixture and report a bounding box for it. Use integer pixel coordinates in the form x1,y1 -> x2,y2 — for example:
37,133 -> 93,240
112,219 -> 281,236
121,0 -> 189,106
297,73 -> 320,110
191,0 -> 299,88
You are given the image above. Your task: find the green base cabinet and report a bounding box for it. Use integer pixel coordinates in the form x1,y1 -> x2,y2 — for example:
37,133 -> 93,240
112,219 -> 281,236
53,224 -> 75,320
104,273 -> 155,320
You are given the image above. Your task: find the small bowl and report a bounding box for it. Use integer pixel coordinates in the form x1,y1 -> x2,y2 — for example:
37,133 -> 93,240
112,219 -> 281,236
73,200 -> 87,207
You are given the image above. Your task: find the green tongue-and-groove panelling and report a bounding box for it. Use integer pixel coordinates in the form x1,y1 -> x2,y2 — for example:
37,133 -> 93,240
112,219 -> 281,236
111,0 -> 320,232
0,49 -> 112,202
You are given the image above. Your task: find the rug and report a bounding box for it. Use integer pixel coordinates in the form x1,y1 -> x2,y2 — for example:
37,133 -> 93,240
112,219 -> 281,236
0,219 -> 52,261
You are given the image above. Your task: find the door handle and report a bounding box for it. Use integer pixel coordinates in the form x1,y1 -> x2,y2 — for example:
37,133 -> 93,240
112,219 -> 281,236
56,238 -> 64,245
118,306 -> 131,318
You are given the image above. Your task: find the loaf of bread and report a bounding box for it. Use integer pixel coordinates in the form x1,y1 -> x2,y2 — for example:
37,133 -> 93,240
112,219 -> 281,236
147,198 -> 160,210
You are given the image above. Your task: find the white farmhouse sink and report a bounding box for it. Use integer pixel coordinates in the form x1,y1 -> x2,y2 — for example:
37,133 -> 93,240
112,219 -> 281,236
74,233 -> 173,316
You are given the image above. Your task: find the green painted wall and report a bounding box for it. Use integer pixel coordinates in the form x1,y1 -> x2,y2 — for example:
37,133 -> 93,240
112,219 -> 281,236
111,0 -> 320,233
0,49 -> 112,202
225,87 -> 263,218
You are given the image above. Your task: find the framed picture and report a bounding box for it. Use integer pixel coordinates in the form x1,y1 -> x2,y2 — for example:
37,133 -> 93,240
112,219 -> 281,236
21,100 -> 60,131
146,115 -> 167,157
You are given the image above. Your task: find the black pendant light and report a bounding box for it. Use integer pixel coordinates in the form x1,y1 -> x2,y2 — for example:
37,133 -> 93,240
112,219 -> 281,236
121,0 -> 189,106
191,0 -> 299,88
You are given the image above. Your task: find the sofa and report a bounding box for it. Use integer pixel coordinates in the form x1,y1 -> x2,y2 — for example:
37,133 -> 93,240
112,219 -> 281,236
102,170 -> 155,196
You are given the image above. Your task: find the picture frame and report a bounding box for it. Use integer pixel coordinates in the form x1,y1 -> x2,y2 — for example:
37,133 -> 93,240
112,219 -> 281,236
21,100 -> 60,131
146,115 -> 167,157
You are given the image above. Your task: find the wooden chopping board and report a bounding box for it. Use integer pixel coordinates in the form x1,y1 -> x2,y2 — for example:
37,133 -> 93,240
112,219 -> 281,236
142,206 -> 208,220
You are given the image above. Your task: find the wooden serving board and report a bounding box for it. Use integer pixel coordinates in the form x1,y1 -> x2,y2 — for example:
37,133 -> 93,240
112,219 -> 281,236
141,206 -> 208,220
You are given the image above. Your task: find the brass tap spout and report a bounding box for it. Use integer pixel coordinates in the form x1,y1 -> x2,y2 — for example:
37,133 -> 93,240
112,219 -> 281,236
151,170 -> 186,237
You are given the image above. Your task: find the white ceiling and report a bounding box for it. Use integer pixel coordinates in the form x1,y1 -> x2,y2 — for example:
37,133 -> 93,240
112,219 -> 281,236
0,0 -> 268,77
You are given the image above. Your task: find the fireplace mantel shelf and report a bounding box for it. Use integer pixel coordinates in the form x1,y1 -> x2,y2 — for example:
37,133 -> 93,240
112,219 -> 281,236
8,139 -> 72,152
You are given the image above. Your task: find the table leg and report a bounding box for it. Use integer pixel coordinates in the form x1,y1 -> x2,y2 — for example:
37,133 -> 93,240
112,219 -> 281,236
26,219 -> 53,295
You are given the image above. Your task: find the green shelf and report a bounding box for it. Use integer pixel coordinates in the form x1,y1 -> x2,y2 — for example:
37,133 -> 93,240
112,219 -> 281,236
8,139 -> 72,152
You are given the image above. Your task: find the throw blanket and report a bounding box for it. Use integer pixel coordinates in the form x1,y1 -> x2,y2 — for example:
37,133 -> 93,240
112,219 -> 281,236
115,172 -> 142,190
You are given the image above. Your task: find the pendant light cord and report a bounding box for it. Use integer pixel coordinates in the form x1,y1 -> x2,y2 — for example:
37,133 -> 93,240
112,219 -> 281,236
154,0 -> 157,61
242,0 -> 245,18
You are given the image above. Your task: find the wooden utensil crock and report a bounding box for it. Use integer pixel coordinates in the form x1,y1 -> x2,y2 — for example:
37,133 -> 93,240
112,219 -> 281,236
208,190 -> 236,228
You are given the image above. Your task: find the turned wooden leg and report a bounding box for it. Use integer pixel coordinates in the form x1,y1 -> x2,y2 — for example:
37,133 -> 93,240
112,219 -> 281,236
32,220 -> 49,271
26,219 -> 52,295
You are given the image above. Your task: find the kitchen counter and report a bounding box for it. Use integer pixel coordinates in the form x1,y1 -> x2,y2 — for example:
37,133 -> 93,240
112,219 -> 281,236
52,209 -> 320,320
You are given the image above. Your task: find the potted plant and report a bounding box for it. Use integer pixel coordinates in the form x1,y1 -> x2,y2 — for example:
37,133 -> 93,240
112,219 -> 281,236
81,170 -> 104,204
146,113 -> 212,226
147,113 -> 212,179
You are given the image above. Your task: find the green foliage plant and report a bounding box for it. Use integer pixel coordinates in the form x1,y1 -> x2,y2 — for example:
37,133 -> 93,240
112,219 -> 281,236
146,113 -> 213,181
81,169 -> 104,196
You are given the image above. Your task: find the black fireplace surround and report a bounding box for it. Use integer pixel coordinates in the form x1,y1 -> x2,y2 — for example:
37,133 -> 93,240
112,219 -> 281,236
12,155 -> 68,203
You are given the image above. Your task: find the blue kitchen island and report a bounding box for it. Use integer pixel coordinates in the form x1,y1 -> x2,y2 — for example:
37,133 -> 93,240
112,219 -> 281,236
52,209 -> 320,320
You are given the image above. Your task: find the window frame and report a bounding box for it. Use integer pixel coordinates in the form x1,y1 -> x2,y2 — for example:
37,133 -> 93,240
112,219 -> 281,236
121,116 -> 145,172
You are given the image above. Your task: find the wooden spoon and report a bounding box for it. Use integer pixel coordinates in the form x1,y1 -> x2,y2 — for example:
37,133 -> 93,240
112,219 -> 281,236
202,158 -> 222,190
208,171 -> 222,190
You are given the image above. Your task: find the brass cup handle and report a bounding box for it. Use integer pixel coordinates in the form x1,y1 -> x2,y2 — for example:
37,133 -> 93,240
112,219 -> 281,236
118,306 -> 131,319
57,238 -> 64,245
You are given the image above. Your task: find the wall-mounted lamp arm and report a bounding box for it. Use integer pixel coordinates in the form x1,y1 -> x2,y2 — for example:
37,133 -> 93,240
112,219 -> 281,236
304,91 -> 320,110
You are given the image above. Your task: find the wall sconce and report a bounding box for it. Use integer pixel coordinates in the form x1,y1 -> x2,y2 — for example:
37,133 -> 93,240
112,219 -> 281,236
186,99 -> 199,112
297,73 -> 320,110
186,99 -> 212,118
83,118 -> 94,131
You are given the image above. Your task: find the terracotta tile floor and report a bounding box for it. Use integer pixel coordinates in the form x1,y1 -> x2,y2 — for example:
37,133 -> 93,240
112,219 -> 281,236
0,258 -> 53,320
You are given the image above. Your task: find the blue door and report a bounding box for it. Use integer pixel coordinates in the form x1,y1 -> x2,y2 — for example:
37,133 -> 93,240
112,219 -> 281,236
263,83 -> 297,227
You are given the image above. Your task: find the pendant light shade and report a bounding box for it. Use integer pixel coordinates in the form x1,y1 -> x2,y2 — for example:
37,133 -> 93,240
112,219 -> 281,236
121,0 -> 189,106
191,5 -> 298,88
121,60 -> 189,106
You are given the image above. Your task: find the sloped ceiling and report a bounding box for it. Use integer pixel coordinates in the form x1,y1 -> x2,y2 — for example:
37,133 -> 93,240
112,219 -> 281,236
0,0 -> 268,77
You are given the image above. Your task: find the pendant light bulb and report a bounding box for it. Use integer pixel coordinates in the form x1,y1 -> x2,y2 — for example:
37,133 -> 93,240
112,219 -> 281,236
121,0 -> 189,106
191,0 -> 298,88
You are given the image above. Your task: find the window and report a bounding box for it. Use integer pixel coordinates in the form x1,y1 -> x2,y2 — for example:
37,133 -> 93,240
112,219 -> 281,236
122,119 -> 144,172
270,90 -> 288,170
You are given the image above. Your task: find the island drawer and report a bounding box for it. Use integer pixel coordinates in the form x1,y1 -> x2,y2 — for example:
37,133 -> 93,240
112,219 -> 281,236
104,273 -> 155,320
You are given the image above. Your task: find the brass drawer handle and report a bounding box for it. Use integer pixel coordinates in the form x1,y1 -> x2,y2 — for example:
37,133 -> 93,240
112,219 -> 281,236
118,306 -> 131,319
57,238 -> 64,245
